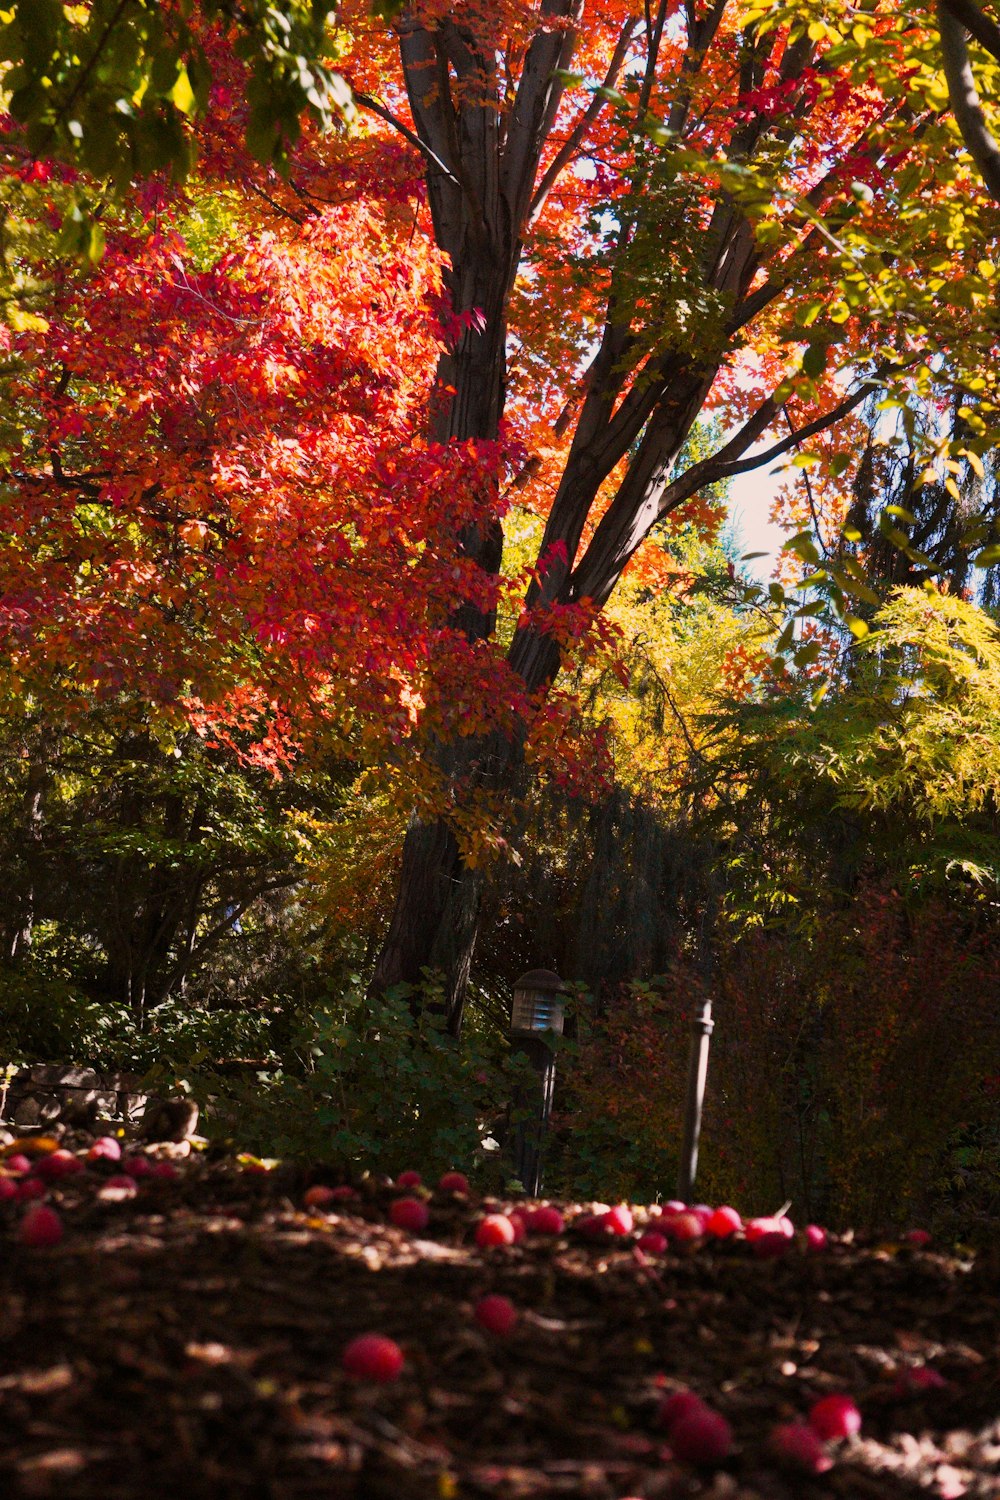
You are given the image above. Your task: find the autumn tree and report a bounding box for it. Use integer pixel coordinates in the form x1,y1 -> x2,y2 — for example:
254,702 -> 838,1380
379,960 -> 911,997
355,0 -> 1000,1027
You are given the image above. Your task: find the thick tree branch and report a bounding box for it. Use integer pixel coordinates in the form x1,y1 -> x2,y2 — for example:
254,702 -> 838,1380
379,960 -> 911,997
942,0 -> 1000,65
938,1 -> 1000,201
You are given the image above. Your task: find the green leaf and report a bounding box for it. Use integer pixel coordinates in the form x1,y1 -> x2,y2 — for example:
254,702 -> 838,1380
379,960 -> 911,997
972,543 -> 1000,567
802,343 -> 828,379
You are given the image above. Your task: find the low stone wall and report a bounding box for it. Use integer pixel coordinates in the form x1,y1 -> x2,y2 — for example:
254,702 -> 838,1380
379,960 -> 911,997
0,1063 -> 149,1130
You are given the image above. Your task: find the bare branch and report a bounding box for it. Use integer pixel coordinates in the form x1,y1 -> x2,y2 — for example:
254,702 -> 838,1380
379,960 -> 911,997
355,92 -> 463,188
529,16 -> 640,226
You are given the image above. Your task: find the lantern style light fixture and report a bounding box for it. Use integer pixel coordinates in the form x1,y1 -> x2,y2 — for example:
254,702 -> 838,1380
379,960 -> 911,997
509,969 -> 566,1195
510,969 -> 567,1037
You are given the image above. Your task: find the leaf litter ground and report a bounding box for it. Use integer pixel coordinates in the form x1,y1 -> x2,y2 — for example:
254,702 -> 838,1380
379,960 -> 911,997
1,1135 -> 998,1499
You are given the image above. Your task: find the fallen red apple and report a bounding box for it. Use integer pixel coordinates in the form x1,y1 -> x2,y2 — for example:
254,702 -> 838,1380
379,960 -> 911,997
705,1206 -> 742,1238
638,1230 -> 668,1254
809,1394 -> 862,1441
390,1196 -> 430,1232
4,1153 -> 32,1175
474,1294 -> 517,1336
770,1421 -> 833,1473
329,1185 -> 358,1202
804,1224 -> 828,1252
149,1161 -> 178,1181
397,1170 -> 422,1189
656,1390 -> 708,1431
527,1205 -> 564,1235
122,1155 -> 153,1178
34,1149 -> 83,1181
19,1204 -> 63,1248
893,1365 -> 946,1397
0,1176 -> 18,1202
661,1212 -> 703,1242
507,1209 -> 528,1243
87,1137 -> 122,1164
303,1184 -> 338,1210
17,1177 -> 47,1202
342,1333 -> 404,1382
753,1230 -> 792,1259
438,1171 -> 470,1194
99,1174 -> 138,1200
602,1204 -> 634,1236
904,1228 -> 932,1247
670,1406 -> 732,1465
476,1214 -> 516,1248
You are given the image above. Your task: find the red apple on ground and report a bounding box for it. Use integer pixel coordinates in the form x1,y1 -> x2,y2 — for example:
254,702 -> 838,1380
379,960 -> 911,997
638,1230 -> 668,1254
34,1149 -> 83,1181
656,1390 -> 709,1431
88,1137 -> 122,1164
705,1206 -> 742,1238
397,1170 -> 422,1189
527,1205 -> 564,1235
603,1204 -> 634,1236
476,1214 -> 516,1248
438,1171 -> 470,1194
342,1333 -> 404,1382
0,1176 -> 18,1201
893,1365 -> 946,1397
661,1212 -> 703,1242
474,1294 -> 518,1336
99,1174 -> 138,1200
770,1421 -> 834,1473
507,1209 -> 529,1242
19,1204 -> 63,1247
17,1177 -> 47,1202
805,1224 -> 828,1251
4,1154 -> 32,1175
390,1197 -> 430,1232
303,1184 -> 338,1210
809,1394 -> 861,1441
122,1155 -> 153,1178
670,1406 -> 732,1464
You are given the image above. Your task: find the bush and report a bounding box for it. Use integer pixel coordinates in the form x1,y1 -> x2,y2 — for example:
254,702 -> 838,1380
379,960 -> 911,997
192,981 -> 515,1182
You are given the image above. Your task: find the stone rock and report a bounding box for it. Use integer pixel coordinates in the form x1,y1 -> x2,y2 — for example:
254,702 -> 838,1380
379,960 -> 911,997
26,1064 -> 73,1087
141,1098 -> 199,1142
61,1089 -> 98,1125
13,1094 -> 62,1127
56,1066 -> 101,1089
121,1094 -> 148,1122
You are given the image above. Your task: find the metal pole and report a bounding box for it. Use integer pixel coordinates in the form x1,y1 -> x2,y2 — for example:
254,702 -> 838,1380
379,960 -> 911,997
513,1036 -> 556,1196
677,995 -> 714,1202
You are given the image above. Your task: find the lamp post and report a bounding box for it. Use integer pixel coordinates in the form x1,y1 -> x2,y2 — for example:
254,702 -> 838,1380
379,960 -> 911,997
509,969 -> 566,1196
677,994 -> 714,1203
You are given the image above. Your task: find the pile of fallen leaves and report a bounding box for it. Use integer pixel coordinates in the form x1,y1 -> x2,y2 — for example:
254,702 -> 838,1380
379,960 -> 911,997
0,1129 -> 998,1499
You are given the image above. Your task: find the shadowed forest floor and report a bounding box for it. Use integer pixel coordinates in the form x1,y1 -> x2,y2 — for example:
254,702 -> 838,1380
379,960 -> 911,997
1,1133 -> 998,1499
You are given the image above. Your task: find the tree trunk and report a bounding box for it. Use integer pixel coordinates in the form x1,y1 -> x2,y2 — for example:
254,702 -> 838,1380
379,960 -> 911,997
370,6 -> 860,1025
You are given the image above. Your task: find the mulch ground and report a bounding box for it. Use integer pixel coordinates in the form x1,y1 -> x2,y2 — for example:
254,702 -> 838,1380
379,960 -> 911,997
1,1133 -> 998,1500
